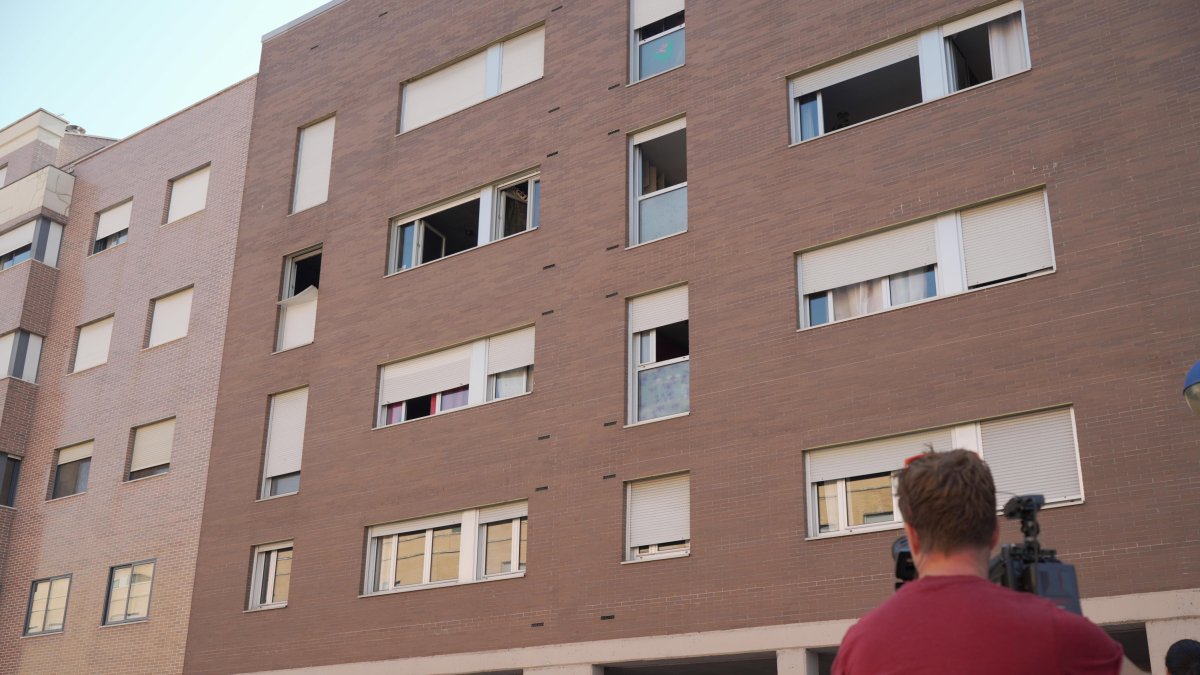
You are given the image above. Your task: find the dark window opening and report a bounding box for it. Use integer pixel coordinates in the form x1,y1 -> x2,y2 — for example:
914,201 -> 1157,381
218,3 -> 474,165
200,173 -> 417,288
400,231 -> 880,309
655,321 -> 689,361
820,57 -> 922,132
1,455 -> 20,507
403,395 -> 433,421
639,131 -> 687,195
967,269 -> 1044,290
129,464 -> 169,481
948,23 -> 993,90
397,199 -> 480,270
291,252 -> 321,295
499,179 -> 539,238
1102,623 -> 1150,673
637,11 -> 684,41
92,230 -> 128,255
52,458 -> 90,499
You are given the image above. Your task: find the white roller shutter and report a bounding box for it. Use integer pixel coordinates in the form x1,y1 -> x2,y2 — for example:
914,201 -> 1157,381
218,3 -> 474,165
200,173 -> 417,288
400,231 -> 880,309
486,327 -> 535,375
628,473 -> 690,548
942,0 -> 1022,36
0,220 -> 34,257
380,344 -> 473,405
629,285 -> 688,334
130,418 -> 175,472
371,511 -> 461,538
633,0 -> 684,29
632,117 -> 686,145
790,36 -> 919,97
73,317 -> 114,372
264,388 -> 308,479
148,288 -> 193,347
58,441 -> 93,465
807,428 -> 953,484
799,220 -> 937,295
982,408 -> 1081,508
402,51 -> 489,131
292,116 -> 336,213
96,201 -> 132,240
960,190 -> 1053,288
478,501 -> 529,524
277,286 -> 318,351
500,28 -> 544,93
167,166 -> 209,223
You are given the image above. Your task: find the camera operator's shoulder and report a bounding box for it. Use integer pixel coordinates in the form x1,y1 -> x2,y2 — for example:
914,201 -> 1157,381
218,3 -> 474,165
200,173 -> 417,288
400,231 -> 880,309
1050,608 -> 1124,674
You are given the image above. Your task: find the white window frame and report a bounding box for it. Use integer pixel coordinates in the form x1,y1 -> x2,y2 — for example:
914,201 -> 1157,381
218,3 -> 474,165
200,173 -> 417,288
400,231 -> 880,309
798,189 -> 1053,329
364,502 -> 528,595
388,170 -> 541,275
803,264 -> 937,327
788,2 -> 1029,144
631,10 -> 686,83
282,246 -> 321,299
631,325 -> 690,423
487,366 -> 531,402
476,516 -> 528,579
249,541 -> 293,610
629,122 -> 687,246
810,472 -> 903,536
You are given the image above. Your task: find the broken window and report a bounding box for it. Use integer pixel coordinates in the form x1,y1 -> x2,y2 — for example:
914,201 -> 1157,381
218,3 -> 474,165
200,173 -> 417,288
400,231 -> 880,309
631,120 -> 687,245
390,171 -> 540,273
277,247 -> 321,351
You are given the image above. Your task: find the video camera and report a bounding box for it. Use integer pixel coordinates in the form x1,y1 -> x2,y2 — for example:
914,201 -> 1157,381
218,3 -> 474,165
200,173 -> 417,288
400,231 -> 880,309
892,494 -> 1082,614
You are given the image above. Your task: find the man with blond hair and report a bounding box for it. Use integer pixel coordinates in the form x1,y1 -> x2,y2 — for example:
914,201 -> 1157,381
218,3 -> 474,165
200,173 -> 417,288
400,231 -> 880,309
833,450 -> 1124,674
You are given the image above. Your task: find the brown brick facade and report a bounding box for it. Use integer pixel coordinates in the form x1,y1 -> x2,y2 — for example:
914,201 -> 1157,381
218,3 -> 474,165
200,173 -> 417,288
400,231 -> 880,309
0,79 -> 254,674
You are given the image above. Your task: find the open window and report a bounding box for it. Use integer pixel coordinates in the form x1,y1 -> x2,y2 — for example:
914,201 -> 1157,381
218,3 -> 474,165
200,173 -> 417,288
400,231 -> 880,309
277,247 -> 321,351
631,119 -> 687,245
390,171 -> 540,273
94,200 -> 132,254
1,454 -> 20,508
628,285 -> 689,423
632,0 -> 685,81
945,6 -> 1028,92
249,542 -> 292,609
790,1 -> 1029,142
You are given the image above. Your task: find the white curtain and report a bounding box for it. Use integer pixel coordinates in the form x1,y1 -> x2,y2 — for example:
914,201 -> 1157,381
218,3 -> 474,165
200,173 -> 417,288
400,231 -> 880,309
989,13 -> 1027,78
832,278 -> 886,320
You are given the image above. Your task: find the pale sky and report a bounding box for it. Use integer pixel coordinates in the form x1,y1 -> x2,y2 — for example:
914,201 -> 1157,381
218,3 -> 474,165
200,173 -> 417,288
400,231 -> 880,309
0,0 -> 331,138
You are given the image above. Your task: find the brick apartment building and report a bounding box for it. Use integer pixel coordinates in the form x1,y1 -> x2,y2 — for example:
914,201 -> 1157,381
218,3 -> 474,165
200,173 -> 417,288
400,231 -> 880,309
0,0 -> 1195,673
0,78 -> 255,673
174,0 -> 1199,673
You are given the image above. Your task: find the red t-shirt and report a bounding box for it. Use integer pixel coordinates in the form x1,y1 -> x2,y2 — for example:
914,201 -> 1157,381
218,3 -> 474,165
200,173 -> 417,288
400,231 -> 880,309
833,575 -> 1123,675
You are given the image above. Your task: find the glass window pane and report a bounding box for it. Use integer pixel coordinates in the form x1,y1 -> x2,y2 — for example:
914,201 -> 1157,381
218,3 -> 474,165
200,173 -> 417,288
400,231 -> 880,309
272,549 -> 292,603
45,578 -> 69,630
126,564 -> 154,619
518,518 -> 528,570
798,94 -> 820,140
398,223 -> 416,270
485,521 -> 514,575
374,536 -> 395,591
831,277 -> 886,321
639,27 -> 685,79
394,532 -> 425,587
430,526 -> 460,582
637,332 -> 653,365
807,293 -> 830,326
270,471 -> 301,496
530,179 -> 541,230
637,184 -> 687,243
107,567 -> 132,622
847,473 -> 895,526
637,360 -> 690,421
816,481 -> 840,532
889,265 -> 937,306
499,182 -> 531,238
439,386 -> 469,412
493,369 -> 527,400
